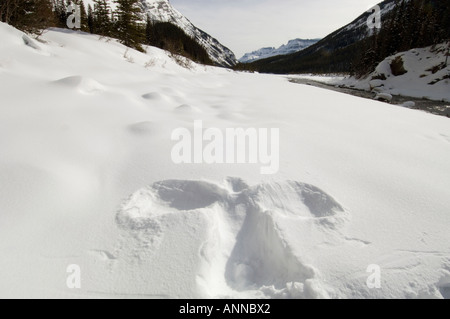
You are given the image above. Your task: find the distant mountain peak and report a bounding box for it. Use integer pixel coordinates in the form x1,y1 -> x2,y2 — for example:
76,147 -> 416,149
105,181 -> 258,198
140,0 -> 237,67
239,38 -> 320,63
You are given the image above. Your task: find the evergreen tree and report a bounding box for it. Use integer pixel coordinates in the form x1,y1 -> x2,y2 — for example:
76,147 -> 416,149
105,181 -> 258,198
145,15 -> 153,45
441,1 -> 450,41
1,0 -> 19,24
54,0 -> 67,28
400,0 -> 413,51
114,0 -> 144,51
4,0 -> 55,33
79,0 -> 88,32
87,4 -> 94,33
148,22 -> 213,65
93,0 -> 111,36
386,0 -> 404,56
407,0 -> 422,49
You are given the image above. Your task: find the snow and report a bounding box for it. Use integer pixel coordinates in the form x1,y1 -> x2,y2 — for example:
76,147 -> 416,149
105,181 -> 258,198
333,44 -> 450,102
289,74 -> 346,84
375,93 -> 393,102
402,101 -> 416,108
292,43 -> 450,104
1,22 -> 450,299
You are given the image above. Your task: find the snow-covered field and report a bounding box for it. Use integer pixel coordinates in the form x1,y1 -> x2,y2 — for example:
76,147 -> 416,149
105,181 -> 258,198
1,22 -> 450,299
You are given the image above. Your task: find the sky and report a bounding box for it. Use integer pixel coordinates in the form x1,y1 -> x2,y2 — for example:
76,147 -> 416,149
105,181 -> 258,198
170,0 -> 381,58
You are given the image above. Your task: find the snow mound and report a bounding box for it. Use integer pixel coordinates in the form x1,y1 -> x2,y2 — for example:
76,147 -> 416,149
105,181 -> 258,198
116,178 -> 346,298
402,101 -> 416,108
22,35 -> 41,51
0,22 -> 28,48
141,92 -> 177,106
126,121 -> 157,135
174,104 -> 201,114
52,76 -> 105,94
375,93 -> 393,102
142,92 -> 163,100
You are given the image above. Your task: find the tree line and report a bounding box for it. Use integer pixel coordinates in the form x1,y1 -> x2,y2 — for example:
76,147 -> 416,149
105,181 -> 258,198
1,0 -> 54,34
0,0 -> 213,64
353,0 -> 450,77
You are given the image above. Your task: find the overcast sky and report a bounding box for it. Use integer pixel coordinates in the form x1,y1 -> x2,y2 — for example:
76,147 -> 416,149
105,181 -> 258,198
170,0 -> 380,58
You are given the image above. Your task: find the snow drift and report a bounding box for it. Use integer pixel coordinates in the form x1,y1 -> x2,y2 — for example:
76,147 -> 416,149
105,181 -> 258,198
0,22 -> 450,299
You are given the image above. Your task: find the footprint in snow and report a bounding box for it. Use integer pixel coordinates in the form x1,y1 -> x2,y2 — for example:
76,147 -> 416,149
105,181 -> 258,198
126,121 -> 156,135
174,104 -> 201,114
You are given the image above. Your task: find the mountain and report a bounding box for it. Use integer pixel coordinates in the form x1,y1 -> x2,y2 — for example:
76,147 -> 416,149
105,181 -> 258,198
241,0 -> 450,75
84,0 -> 237,67
139,0 -> 237,67
239,39 -> 320,63
239,0 -> 399,73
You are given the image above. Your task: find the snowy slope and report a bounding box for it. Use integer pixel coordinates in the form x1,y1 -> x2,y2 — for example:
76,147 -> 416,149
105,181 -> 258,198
1,23 -> 450,299
239,39 -> 320,63
330,43 -> 450,102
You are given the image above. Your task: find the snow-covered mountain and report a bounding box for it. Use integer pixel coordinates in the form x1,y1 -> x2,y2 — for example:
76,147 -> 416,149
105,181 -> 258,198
246,0 -> 401,73
239,39 -> 320,63
140,0 -> 237,67
84,0 -> 237,67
